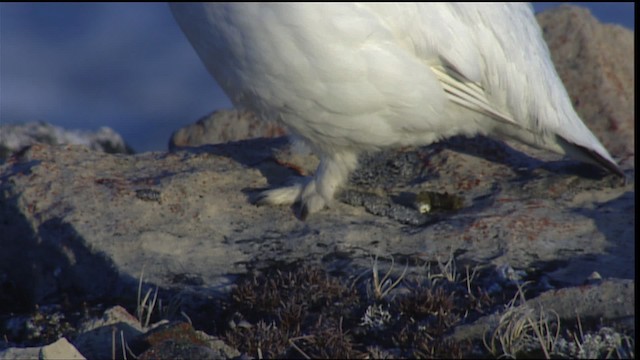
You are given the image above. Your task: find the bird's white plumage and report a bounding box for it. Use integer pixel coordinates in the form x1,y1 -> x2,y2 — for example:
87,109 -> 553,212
170,3 -> 622,218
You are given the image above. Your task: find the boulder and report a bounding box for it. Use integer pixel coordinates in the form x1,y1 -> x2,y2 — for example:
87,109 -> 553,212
0,134 -> 632,307
0,121 -> 134,160
72,306 -> 144,360
168,110 -> 286,149
537,5 -> 634,163
0,338 -> 85,360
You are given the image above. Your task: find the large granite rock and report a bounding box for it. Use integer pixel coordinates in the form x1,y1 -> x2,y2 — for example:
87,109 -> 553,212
168,110 -> 286,149
537,5 -> 634,162
0,121 -> 134,160
0,133 -> 632,307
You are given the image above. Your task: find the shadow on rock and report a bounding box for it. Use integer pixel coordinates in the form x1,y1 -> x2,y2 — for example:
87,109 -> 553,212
0,195 -> 135,311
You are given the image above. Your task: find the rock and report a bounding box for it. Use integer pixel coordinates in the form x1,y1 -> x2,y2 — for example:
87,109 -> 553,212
0,346 -> 40,360
72,306 -> 144,360
0,121 -> 134,160
0,338 -> 85,360
0,133 -> 633,307
40,338 -> 86,360
536,5 -> 634,165
139,339 -> 221,360
136,322 -> 240,360
168,110 -> 286,150
448,278 -> 635,344
76,305 -> 143,334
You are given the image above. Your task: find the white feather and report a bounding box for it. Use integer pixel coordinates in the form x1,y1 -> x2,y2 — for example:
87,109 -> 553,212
170,3 -> 622,218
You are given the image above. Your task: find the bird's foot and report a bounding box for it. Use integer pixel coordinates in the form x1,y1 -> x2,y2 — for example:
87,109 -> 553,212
254,177 -> 328,220
254,152 -> 358,220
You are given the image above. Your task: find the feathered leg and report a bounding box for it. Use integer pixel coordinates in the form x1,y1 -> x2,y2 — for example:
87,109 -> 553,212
256,151 -> 359,219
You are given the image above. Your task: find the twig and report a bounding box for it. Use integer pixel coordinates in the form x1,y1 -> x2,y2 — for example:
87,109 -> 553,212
289,336 -> 314,360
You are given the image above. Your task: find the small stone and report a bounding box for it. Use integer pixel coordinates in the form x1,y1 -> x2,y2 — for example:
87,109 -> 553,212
40,338 -> 86,360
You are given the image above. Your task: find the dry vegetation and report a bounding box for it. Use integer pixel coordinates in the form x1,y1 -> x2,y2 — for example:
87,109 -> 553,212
217,255 -> 634,359
1,255 -> 634,359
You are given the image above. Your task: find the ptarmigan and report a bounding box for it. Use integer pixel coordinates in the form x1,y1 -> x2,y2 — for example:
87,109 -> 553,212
170,3 -> 623,219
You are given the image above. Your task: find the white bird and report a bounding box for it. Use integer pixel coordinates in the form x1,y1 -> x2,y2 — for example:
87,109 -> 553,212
170,3 -> 623,219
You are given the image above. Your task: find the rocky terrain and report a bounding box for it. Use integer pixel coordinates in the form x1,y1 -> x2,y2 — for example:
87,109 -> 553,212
0,5 -> 634,359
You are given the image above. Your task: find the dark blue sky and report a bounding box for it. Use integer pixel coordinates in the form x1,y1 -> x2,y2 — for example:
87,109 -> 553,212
0,3 -> 634,152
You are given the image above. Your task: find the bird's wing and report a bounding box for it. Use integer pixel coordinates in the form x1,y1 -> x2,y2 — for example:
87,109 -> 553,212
379,3 -> 538,130
369,3 -> 622,174
353,4 -> 525,127
429,63 -> 519,128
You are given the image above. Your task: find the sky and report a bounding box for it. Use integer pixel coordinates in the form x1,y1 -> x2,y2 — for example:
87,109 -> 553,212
0,3 -> 635,152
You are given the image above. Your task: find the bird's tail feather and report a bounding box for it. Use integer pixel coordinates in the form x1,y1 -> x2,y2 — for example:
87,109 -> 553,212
431,63 -> 623,177
556,135 -> 624,177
